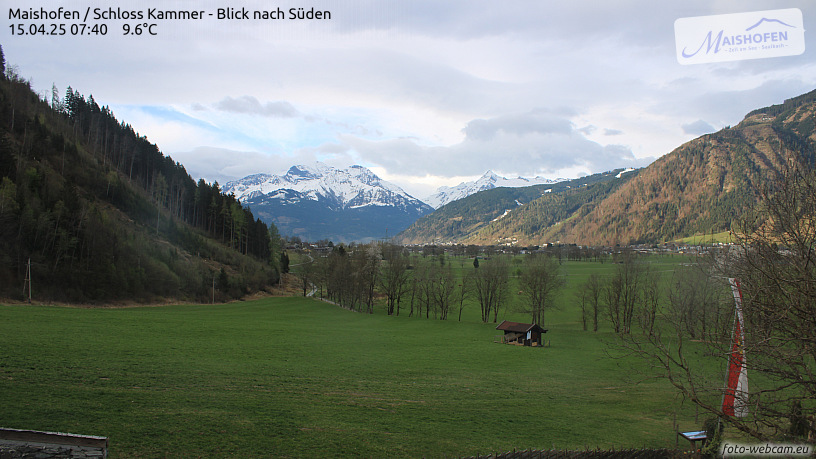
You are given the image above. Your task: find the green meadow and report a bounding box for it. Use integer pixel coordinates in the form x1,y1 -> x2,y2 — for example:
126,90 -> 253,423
0,257 -> 706,458
674,232 -> 735,245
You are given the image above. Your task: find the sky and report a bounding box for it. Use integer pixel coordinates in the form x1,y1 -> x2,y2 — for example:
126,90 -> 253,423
7,0 -> 816,200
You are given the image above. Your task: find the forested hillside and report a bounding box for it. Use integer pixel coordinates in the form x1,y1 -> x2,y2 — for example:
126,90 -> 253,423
537,89 -> 816,245
463,173 -> 637,245
0,47 -> 281,302
398,89 -> 816,246
395,169 -> 636,245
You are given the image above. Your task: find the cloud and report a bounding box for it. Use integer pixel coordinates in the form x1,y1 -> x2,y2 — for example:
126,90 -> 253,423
681,119 -> 716,135
15,0 -> 814,201
213,96 -> 301,118
344,110 -> 646,179
462,110 -> 573,141
169,147 -> 313,185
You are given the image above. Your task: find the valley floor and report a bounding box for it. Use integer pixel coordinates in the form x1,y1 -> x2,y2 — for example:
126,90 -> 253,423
0,291 -> 705,458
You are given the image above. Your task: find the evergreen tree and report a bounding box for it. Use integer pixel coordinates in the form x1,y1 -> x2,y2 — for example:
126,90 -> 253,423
51,83 -> 62,112
0,64 -> 281,302
280,251 -> 290,274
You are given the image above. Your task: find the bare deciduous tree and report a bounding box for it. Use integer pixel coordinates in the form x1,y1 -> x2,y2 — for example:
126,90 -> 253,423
604,250 -> 646,334
473,256 -> 510,323
519,254 -> 563,326
379,244 -> 410,315
295,254 -> 316,297
620,164 -> 816,441
638,269 -> 661,337
583,273 -> 603,332
352,244 -> 379,314
718,164 -> 816,439
432,264 -> 456,320
456,273 -> 471,321
666,264 -> 726,340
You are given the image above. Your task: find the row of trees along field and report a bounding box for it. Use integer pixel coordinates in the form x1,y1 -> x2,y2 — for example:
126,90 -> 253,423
294,240 -> 689,332
0,47 -> 281,302
293,243 -> 597,326
293,198 -> 815,445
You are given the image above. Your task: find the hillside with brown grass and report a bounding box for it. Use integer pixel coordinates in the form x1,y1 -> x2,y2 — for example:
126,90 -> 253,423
400,89 -> 816,246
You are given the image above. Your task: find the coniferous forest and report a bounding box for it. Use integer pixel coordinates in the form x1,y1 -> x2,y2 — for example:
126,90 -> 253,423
0,46 -> 281,303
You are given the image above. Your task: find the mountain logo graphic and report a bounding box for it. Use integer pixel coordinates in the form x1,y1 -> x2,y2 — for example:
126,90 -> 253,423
745,17 -> 795,31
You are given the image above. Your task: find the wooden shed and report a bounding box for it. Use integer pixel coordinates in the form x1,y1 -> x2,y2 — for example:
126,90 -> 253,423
495,320 -> 547,346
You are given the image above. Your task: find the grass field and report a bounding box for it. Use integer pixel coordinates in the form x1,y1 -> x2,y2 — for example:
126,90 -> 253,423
0,257 -> 706,457
674,231 -> 735,245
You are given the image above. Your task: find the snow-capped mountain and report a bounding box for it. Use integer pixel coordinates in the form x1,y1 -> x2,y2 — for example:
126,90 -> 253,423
424,170 -> 563,209
223,163 -> 433,242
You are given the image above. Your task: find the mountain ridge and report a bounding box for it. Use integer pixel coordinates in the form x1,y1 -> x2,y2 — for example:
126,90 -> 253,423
224,162 -> 433,242
395,168 -> 635,245
424,170 -> 562,209
397,88 -> 816,246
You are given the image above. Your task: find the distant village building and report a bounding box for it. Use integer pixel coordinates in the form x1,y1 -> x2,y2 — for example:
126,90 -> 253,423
495,320 -> 547,346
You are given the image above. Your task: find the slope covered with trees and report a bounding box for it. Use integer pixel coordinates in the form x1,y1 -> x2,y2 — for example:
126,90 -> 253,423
395,169 -> 636,245
543,90 -> 816,245
465,173 -> 637,246
0,47 -> 281,302
397,88 -> 816,246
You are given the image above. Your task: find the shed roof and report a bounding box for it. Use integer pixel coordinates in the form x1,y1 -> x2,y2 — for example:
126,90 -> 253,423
495,320 -> 547,333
